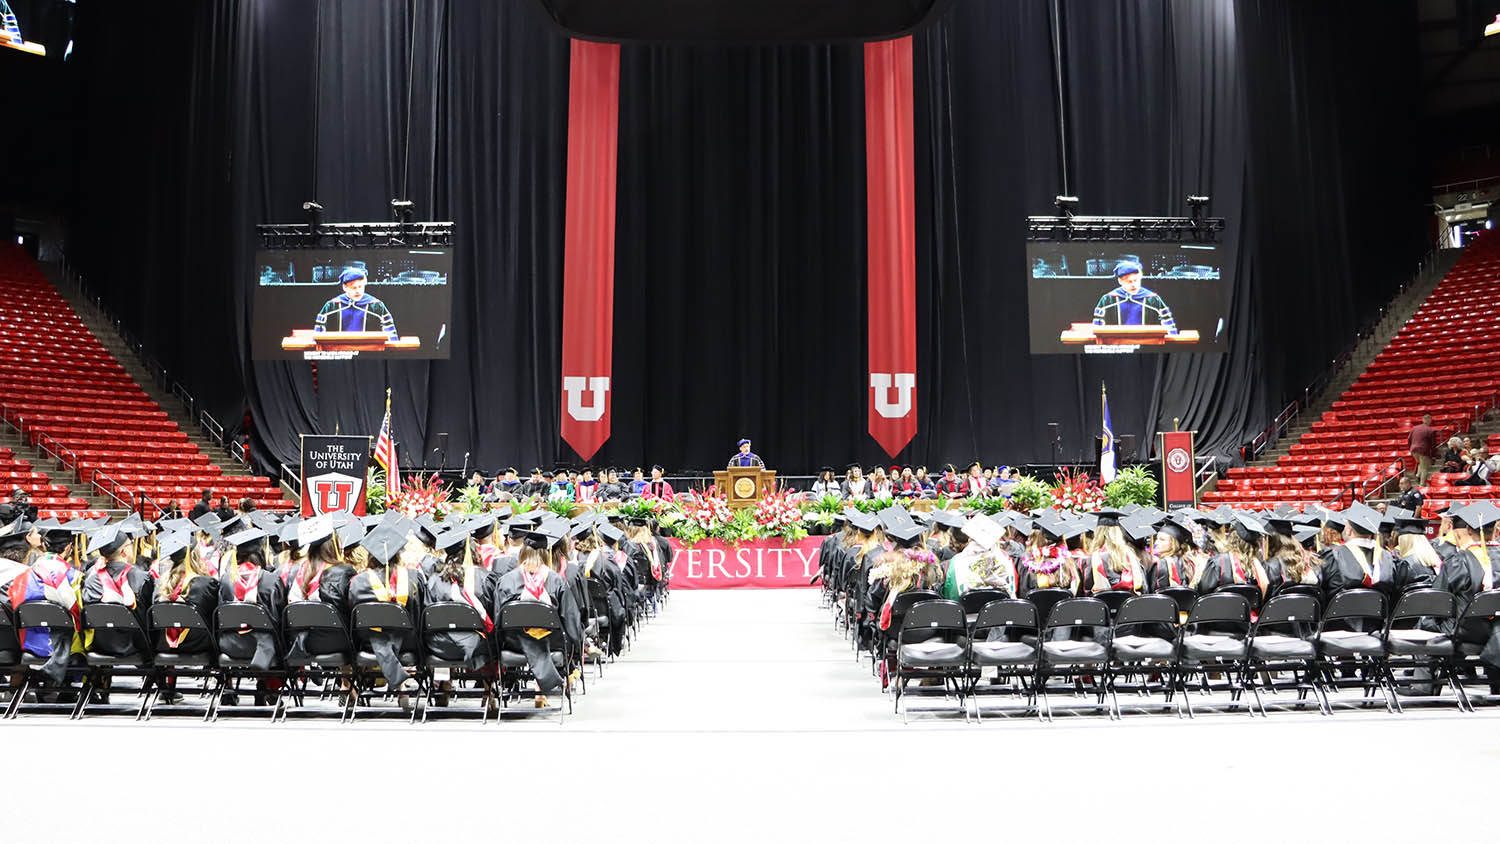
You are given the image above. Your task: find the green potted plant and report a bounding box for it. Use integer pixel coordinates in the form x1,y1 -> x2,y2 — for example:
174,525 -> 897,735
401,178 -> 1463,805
1104,465 -> 1160,508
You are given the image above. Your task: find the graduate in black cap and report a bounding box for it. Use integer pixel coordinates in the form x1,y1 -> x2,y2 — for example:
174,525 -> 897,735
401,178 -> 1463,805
1262,520 -> 1319,594
494,521 -> 584,707
1194,515 -> 1272,597
865,516 -> 944,674
80,523 -> 154,658
1388,516 -> 1443,595
423,528 -> 497,674
284,517 -> 357,659
1146,516 -> 1198,591
347,525 -> 425,696
1017,518 -> 1080,597
152,532 -> 219,658
1318,508 -> 1393,603
624,516 -> 664,610
1087,510 -> 1146,594
580,521 -> 629,655
217,528 -> 288,677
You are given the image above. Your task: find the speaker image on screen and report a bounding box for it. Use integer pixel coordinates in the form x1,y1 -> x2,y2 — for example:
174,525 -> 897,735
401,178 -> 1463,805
251,247 -> 453,361
1026,241 -> 1229,355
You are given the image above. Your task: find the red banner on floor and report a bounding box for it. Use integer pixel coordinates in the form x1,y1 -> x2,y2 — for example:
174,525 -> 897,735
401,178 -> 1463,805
1161,430 -> 1196,509
559,39 -> 621,461
864,36 -> 917,458
666,537 -> 824,589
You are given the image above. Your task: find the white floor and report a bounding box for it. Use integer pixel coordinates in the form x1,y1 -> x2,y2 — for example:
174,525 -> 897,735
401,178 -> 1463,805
7,588 -> 1499,842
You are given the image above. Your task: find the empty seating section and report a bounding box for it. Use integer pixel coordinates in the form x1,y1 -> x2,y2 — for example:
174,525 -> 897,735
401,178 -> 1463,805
1203,229 -> 1500,513
0,244 -> 291,518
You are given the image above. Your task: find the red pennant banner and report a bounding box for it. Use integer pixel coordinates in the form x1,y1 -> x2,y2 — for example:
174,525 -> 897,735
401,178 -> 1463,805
560,39 -> 621,461
864,37 -> 917,458
1161,430 -> 1196,509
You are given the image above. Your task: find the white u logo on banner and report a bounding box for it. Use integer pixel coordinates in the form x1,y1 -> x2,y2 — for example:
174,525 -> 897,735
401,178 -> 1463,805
563,376 -> 610,422
870,372 -> 915,418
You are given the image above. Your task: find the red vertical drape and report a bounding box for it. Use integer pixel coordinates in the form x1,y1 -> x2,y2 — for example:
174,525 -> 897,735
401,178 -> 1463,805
559,39 -> 621,461
864,36 -> 918,458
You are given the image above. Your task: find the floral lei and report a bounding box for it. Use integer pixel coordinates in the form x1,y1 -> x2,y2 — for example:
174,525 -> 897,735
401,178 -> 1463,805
903,548 -> 937,566
1021,545 -> 1064,574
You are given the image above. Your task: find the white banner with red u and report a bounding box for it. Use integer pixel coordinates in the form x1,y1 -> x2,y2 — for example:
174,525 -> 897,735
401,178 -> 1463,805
559,37 -> 918,459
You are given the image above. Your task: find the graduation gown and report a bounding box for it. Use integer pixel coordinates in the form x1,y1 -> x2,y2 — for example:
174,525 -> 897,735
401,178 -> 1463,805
1318,545 -> 1393,603
494,566 -> 584,694
582,550 -> 628,655
1090,552 -> 1145,594
654,535 -> 673,585
81,560 -> 154,657
1194,553 -> 1266,596
217,564 -> 287,670
1145,555 -> 1192,592
347,566 -> 424,689
421,566 -> 496,669
150,575 -> 219,655
286,562 -> 355,659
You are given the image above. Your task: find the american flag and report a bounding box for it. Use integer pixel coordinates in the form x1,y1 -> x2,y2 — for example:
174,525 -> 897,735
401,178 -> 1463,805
375,390 -> 400,496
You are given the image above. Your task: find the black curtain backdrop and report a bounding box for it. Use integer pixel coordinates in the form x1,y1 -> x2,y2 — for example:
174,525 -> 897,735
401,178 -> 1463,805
62,0 -> 1428,478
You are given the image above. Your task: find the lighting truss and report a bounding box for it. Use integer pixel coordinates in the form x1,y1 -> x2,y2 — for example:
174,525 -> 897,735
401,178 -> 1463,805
1025,215 -> 1225,243
255,221 -> 455,249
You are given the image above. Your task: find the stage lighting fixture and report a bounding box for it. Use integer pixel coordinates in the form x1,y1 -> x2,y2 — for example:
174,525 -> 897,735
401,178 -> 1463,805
391,198 -> 415,225
1486,13 -> 1499,37
1187,195 -> 1211,214
1054,195 -> 1079,217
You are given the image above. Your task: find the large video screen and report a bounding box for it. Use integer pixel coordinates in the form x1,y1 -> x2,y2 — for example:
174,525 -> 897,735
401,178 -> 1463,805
1026,241 -> 1229,355
2,0 -> 74,59
252,247 -> 452,361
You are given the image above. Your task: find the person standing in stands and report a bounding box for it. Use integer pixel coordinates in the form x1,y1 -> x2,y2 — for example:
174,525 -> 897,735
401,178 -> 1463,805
188,490 -> 214,521
1408,414 -> 1437,484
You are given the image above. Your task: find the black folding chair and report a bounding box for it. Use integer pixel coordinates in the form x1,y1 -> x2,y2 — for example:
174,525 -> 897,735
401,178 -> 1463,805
421,601 -> 497,723
1175,592 -> 1253,718
876,589 -> 941,677
147,602 -> 219,721
1036,597 -> 1111,721
1157,586 -> 1197,622
212,602 -> 284,721
77,603 -> 154,721
495,600 -> 572,722
1313,588 -> 1392,713
1246,592 -> 1324,715
1106,595 -> 1179,718
1382,588 -> 1464,712
0,604 -> 20,706
960,588 -> 1008,626
1277,583 -> 1325,607
586,578 -> 615,670
282,601 -> 355,722
1026,588 -> 1072,634
1453,589 -> 1500,708
1216,583 -> 1263,614
1093,589 -> 1134,621
892,599 -> 968,722
350,601 -> 424,722
5,602 -> 76,720
967,599 -> 1039,721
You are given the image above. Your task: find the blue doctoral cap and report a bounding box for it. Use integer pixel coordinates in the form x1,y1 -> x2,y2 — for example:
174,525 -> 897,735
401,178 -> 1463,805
338,266 -> 367,286
1113,260 -> 1143,278
737,438 -> 751,447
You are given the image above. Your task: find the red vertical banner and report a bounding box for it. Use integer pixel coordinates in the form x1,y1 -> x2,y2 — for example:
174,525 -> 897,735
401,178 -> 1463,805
864,37 -> 917,458
1161,431 -> 1197,509
560,39 -> 621,461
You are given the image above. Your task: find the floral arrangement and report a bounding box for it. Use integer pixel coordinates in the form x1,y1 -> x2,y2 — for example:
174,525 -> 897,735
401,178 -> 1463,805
386,472 -> 451,520
755,489 -> 808,542
1049,467 -> 1105,511
450,483 -> 487,516
676,488 -> 735,542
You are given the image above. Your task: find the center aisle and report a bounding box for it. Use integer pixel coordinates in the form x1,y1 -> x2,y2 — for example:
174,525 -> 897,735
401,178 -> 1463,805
568,587 -> 896,731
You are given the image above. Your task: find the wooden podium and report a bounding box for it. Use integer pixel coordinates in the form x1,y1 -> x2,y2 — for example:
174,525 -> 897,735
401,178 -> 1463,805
715,466 -> 776,509
281,330 -> 421,352
1059,324 -> 1200,346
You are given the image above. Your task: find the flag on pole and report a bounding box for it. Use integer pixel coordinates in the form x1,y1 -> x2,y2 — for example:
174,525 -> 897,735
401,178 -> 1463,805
375,388 -> 400,497
1100,383 -> 1116,484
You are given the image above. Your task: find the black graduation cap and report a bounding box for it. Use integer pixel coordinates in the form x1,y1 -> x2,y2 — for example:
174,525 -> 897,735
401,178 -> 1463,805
1155,514 -> 1195,544
1120,517 -> 1156,544
1093,508 -> 1128,528
468,516 -> 498,541
85,523 -> 129,556
1340,507 -> 1382,537
1233,513 -> 1269,543
877,505 -> 915,533
1454,502 -> 1500,531
116,513 -> 146,538
158,517 -> 194,534
884,521 -> 925,548
568,520 -> 594,539
1059,519 -> 1090,541
1394,515 -> 1431,537
158,531 -> 192,560
224,527 -> 267,550
360,513 -> 385,529
1263,517 -> 1297,538
279,519 -> 303,548
249,511 -> 282,531
334,515 -> 366,548
819,466 -> 835,474
846,511 -> 880,533
929,509 -> 965,530
846,463 -> 862,472
362,525 -> 406,567
192,511 -> 223,529
522,520 -> 567,550
1293,525 -> 1321,547
1319,508 -> 1348,531
599,523 -> 625,544
434,528 -> 472,554
0,517 -> 31,552
296,514 -> 336,548
1032,514 -> 1064,543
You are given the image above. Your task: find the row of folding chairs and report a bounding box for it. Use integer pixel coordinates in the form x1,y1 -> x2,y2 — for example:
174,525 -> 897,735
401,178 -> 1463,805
0,598 -> 582,724
887,586 -> 1500,722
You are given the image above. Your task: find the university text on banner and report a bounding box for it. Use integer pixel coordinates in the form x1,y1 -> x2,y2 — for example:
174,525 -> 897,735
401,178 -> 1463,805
666,537 -> 823,589
300,434 -> 370,516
